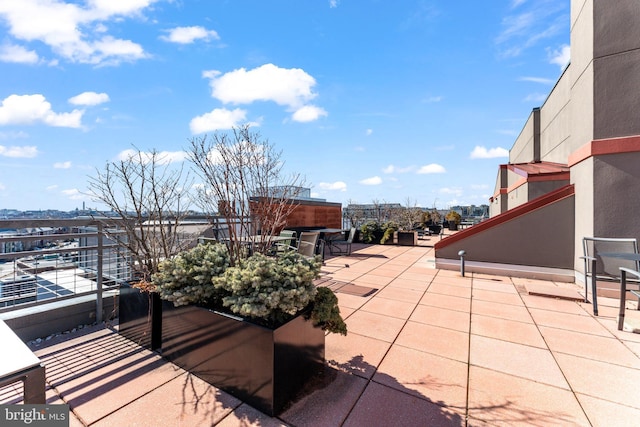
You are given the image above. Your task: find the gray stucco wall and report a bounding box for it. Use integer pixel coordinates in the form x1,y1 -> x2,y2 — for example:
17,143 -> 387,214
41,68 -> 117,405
529,180 -> 571,201
593,152 -> 640,239
510,113 -> 536,164
0,294 -> 117,342
593,0 -> 640,139
539,71 -> 571,163
437,195 -> 575,269
571,157 -> 595,271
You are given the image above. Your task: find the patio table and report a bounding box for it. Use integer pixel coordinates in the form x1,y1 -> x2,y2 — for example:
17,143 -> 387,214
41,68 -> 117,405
312,229 -> 348,254
222,235 -> 293,255
0,320 -> 45,403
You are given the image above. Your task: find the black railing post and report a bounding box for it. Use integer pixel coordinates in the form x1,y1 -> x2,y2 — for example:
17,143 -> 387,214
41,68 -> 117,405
96,223 -> 103,323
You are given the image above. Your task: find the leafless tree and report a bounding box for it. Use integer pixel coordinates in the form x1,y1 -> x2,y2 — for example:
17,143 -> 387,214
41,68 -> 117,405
87,148 -> 194,284
398,197 -> 423,230
343,199 -> 366,229
188,125 -> 305,265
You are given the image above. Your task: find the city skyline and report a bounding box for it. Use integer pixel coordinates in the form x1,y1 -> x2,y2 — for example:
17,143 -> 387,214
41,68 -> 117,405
0,1 -> 570,211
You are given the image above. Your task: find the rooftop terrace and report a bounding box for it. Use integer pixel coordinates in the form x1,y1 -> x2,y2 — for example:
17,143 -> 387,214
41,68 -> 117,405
2,241 -> 640,426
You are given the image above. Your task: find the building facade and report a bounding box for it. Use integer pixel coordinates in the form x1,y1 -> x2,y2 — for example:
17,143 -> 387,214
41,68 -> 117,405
437,0 -> 640,280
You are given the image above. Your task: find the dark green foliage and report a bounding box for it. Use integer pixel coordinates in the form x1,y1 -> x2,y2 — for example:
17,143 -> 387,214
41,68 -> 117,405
359,221 -> 381,243
153,242 -> 230,306
379,222 -> 398,244
309,287 -> 347,335
153,242 -> 347,334
213,251 -> 321,327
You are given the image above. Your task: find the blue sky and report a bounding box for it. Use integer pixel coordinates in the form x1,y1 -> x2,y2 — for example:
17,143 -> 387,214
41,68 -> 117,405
0,0 -> 570,212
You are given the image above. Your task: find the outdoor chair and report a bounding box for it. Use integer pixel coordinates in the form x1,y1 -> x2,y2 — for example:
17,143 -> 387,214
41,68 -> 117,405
580,237 -> 639,316
328,227 -> 356,255
617,267 -> 640,330
271,230 -> 298,256
297,232 -> 320,258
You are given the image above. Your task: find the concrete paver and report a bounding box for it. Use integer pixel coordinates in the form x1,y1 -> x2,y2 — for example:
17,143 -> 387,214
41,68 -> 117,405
2,243 -> 640,426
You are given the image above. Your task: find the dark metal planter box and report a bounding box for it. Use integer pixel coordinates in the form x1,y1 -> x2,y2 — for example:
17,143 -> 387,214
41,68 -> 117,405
161,303 -> 325,416
397,231 -> 417,246
428,225 -> 442,235
118,284 -> 162,351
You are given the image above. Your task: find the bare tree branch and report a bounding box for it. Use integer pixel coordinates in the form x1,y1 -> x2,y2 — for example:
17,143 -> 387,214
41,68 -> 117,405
87,148 -> 194,283
188,125 -> 305,266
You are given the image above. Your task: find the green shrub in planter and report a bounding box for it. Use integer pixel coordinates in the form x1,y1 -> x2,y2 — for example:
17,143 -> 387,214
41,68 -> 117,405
153,242 -> 346,334
153,242 -> 230,307
213,251 -> 320,328
380,222 -> 398,244
360,221 -> 382,243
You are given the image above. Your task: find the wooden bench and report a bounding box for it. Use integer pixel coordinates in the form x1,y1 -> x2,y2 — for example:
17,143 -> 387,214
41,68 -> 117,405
0,320 -> 46,403
580,237 -> 639,316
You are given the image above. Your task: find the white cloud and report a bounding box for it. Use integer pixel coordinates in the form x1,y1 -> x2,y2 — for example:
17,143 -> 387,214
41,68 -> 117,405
523,93 -> 547,103
471,184 -> 489,190
203,64 -> 325,122
61,188 -> 83,200
423,96 -> 443,103
0,145 -> 38,158
384,164 -> 416,174
359,176 -> 382,185
160,26 -> 220,44
0,0 -> 154,66
329,0 -> 340,8
365,129 -> 373,136
549,44 -> 570,69
0,43 -> 39,64
189,108 -> 250,134
0,182 -> 6,190
291,105 -> 327,122
116,149 -> 188,165
317,181 -> 347,191
68,91 -> 110,106
496,129 -> 518,136
417,163 -> 446,174
383,164 -> 395,174
440,187 -> 463,197
0,130 -> 28,140
496,2 -> 567,58
0,94 -> 84,127
53,161 -> 72,169
470,146 -> 509,159
519,76 -> 555,84
46,184 -> 58,190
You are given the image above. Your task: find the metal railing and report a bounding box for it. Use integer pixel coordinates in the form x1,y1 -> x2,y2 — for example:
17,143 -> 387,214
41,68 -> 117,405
0,218 -> 131,321
0,215 -> 256,321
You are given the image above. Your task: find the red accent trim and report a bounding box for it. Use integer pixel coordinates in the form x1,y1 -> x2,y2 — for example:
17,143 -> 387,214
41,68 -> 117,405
491,188 -> 508,199
528,172 -> 570,182
435,184 -> 575,250
507,177 -> 527,193
569,135 -> 640,167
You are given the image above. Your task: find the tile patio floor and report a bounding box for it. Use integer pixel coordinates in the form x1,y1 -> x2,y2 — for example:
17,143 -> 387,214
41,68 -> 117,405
2,241 -> 640,426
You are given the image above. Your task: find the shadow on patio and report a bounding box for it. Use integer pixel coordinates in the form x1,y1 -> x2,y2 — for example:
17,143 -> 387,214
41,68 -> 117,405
2,243 -> 640,426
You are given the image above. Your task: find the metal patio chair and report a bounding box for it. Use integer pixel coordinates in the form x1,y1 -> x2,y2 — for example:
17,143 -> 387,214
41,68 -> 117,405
328,227 -> 356,256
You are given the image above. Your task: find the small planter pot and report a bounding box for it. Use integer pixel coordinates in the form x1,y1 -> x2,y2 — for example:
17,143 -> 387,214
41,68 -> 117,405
448,223 -> 459,231
428,225 -> 442,235
161,304 -> 325,416
118,284 -> 162,351
397,231 -> 417,246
